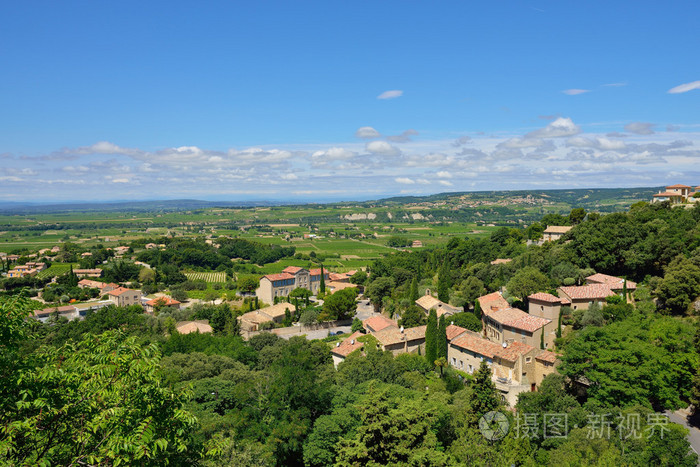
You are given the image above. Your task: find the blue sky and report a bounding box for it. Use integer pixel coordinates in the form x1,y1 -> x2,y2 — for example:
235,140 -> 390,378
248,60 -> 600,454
1,1 -> 699,202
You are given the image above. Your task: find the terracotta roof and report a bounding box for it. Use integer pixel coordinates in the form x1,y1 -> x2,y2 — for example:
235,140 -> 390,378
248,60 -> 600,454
238,310 -> 273,324
260,302 -> 296,319
478,292 -> 510,315
373,325 -> 426,346
558,284 -> 616,300
282,266 -> 304,274
309,268 -> 328,276
176,320 -> 212,334
108,287 -> 137,297
585,273 -> 637,290
78,279 -> 106,289
666,184 -> 692,189
528,292 -> 561,304
496,341 -> 536,362
331,330 -> 365,357
543,225 -> 573,234
489,307 -> 550,332
535,350 -> 559,364
653,191 -> 683,197
363,315 -> 397,333
329,272 -> 349,281
415,294 -> 442,310
451,332 -> 503,359
446,324 -> 467,341
146,296 -> 181,307
263,272 -> 295,281
327,281 -> 358,291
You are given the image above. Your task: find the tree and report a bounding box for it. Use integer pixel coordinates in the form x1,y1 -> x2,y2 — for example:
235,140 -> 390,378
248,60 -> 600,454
351,317 -> 363,333
171,288 -> 188,302
438,262 -> 450,303
437,315 -> 448,360
425,308 -> 438,366
474,299 -> 482,320
204,289 -> 219,303
0,315 -> 198,466
398,306 -> 425,328
540,327 -> 545,349
580,302 -> 604,327
556,308 -> 562,338
349,270 -> 367,285
319,264 -> 326,294
409,276 -> 419,302
568,207 -> 586,225
237,275 -> 260,294
459,276 -> 486,308
321,288 -> 357,321
289,287 -> 312,307
139,267 -> 156,284
471,361 -> 500,419
365,277 -> 395,313
506,266 -> 550,300
657,256 -> 700,315
449,312 -> 482,332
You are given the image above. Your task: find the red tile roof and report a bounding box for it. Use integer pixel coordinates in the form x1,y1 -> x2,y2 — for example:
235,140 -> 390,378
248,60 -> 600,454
489,308 -> 551,332
653,191 -> 683,197
263,272 -> 295,281
373,325 -> 426,346
108,287 -> 137,297
585,273 -> 637,290
528,292 -> 562,304
363,315 -> 397,333
309,268 -> 328,276
446,324 -> 467,341
331,331 -> 365,357
543,225 -> 573,234
145,296 -> 181,307
666,184 -> 692,189
496,341 -> 536,362
282,266 -> 304,274
535,350 -> 559,364
451,332 -> 503,359
490,258 -> 512,265
478,292 -> 510,315
558,284 -> 616,300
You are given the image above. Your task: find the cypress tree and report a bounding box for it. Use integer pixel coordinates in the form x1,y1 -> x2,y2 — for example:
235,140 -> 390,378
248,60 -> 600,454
320,264 -> 326,294
474,299 -> 482,320
540,328 -> 545,349
437,263 -> 449,303
425,308 -> 438,365
438,315 -> 448,360
556,308 -> 562,338
472,361 -> 500,418
409,277 -> 419,302
68,265 -> 78,287
622,279 -> 628,302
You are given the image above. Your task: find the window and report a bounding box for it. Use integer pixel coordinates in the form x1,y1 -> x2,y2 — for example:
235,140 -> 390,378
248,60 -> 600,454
525,357 -> 532,363
468,364 -> 473,373
540,305 -> 544,311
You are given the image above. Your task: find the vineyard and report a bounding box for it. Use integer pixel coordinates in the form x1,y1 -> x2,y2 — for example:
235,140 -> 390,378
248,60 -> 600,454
184,271 -> 227,282
36,263 -> 73,279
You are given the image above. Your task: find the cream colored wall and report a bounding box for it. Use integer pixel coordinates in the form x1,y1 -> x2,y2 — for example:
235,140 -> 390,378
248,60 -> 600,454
256,279 -> 274,304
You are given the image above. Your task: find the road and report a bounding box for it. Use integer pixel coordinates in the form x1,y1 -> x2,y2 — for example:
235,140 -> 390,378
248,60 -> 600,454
665,408 -> 700,463
272,299 -> 381,341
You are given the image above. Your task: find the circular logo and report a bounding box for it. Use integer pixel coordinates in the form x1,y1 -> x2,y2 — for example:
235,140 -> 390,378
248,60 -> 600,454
478,411 -> 510,441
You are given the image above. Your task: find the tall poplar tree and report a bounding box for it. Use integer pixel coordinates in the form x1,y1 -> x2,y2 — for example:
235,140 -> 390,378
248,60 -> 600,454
409,276 -> 419,302
425,308 -> 438,365
437,263 -> 449,303
474,299 -> 482,320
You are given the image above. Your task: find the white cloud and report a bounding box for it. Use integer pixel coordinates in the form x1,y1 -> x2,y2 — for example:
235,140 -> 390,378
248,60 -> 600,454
312,147 -> 357,161
526,117 -> 581,138
377,90 -> 403,100
438,180 -> 453,186
452,136 -> 471,147
280,173 -> 298,180
562,89 -> 590,95
355,126 -> 381,139
395,177 -> 415,184
624,122 -> 655,135
436,171 -> 452,178
111,178 -> 130,183
668,80 -> 700,94
366,140 -> 400,156
602,82 -> 627,87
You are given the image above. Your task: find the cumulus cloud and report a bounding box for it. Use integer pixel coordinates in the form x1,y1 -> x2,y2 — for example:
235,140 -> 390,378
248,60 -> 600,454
280,173 -> 299,180
436,171 -> 452,178
355,126 -> 381,139
74,141 -> 142,156
438,180 -> 453,186
562,89 -> 590,95
526,117 -> 581,138
624,122 -> 655,135
366,140 -> 400,156
377,90 -> 403,100
668,80 -> 700,94
312,147 -> 357,161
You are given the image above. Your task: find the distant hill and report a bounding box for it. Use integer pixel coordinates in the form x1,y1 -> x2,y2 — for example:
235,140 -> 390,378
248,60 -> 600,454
0,199 -> 282,215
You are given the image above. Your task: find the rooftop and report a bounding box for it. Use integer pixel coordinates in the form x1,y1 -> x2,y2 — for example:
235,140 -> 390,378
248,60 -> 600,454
446,324 -> 468,341
373,325 -> 426,346
585,273 -> 637,289
535,350 -> 559,364
478,291 -> 510,315
331,330 -> 365,357
363,315 -> 398,333
558,284 -> 616,300
282,266 -> 304,274
260,302 -> 296,319
264,272 -> 295,281
543,225 -> 573,234
176,320 -> 213,334
489,307 -> 551,332
527,292 -> 562,304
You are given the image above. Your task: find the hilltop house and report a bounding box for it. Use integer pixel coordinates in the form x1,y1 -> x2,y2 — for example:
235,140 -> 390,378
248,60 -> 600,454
527,292 -> 569,322
542,225 -> 573,242
144,296 -> 181,313
481,305 -> 555,349
175,320 -> 213,335
415,292 -> 461,317
652,184 -> 700,204
237,302 -> 297,333
255,266 -> 330,304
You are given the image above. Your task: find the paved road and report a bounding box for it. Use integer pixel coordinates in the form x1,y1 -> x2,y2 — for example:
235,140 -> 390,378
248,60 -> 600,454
665,408 -> 700,463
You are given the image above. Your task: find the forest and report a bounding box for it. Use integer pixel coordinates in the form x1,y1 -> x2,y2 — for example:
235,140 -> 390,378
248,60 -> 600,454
1,200 -> 700,466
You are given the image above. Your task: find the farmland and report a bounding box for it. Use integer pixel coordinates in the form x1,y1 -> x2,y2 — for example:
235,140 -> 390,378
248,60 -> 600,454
184,271 -> 228,283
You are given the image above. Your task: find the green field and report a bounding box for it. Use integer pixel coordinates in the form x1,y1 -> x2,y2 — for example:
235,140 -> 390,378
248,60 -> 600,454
36,263 -> 75,279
